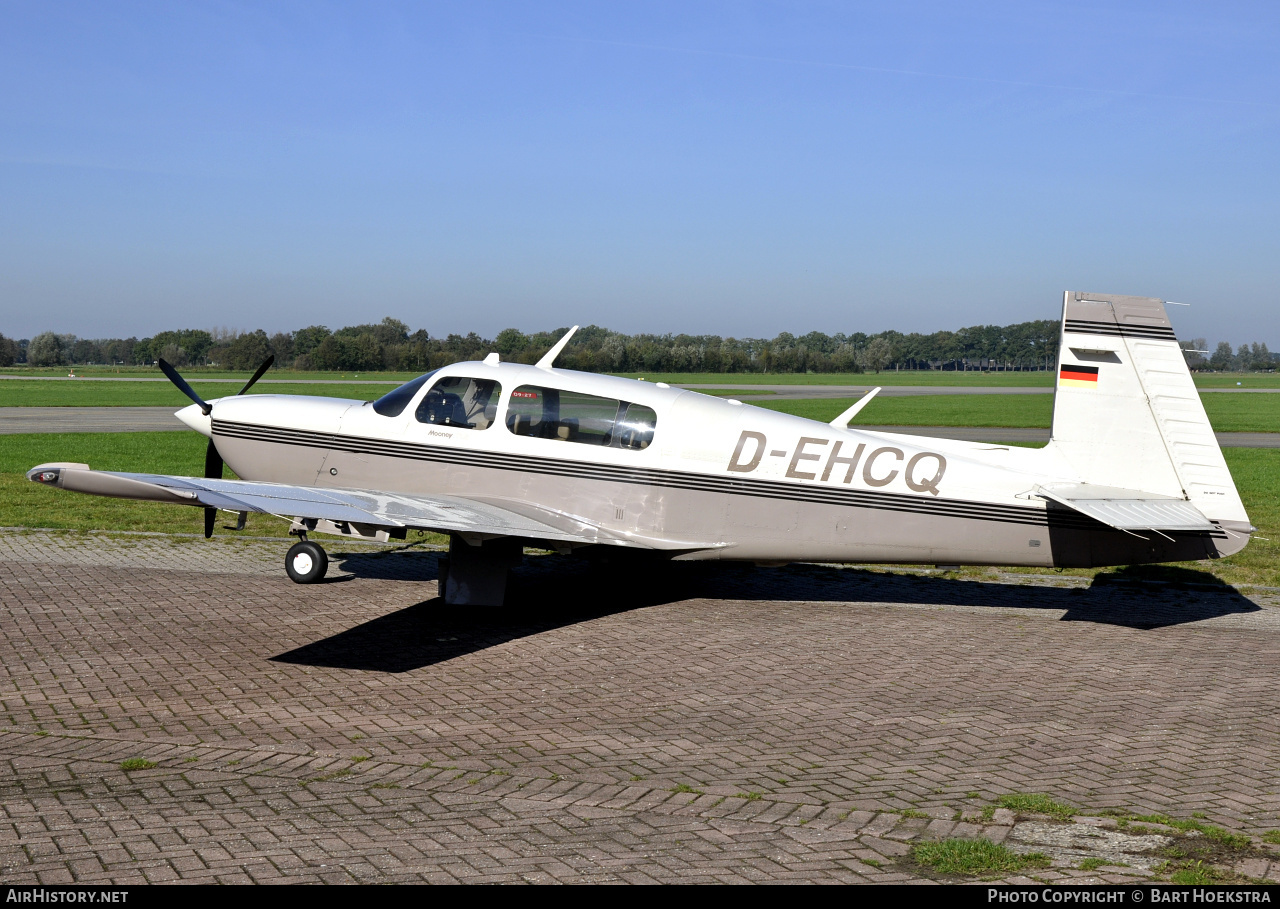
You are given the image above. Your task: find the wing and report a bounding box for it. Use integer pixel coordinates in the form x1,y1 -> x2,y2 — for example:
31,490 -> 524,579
26,463 -> 725,552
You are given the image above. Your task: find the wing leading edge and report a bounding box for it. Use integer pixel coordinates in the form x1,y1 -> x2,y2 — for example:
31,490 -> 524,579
26,464 -> 725,553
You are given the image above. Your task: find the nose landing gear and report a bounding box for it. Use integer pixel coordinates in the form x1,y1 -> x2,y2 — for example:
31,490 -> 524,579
285,540 -> 328,583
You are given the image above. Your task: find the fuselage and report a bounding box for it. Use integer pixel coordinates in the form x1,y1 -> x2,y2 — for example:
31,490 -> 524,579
177,362 -> 1245,568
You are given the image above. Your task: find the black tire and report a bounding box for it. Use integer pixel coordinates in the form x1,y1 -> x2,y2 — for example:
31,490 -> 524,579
285,541 -> 328,584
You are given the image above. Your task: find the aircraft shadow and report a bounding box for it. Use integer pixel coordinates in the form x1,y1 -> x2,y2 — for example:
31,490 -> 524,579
327,548 -> 443,582
270,595 -> 641,674
700,561 -> 1260,631
272,556 -> 1259,673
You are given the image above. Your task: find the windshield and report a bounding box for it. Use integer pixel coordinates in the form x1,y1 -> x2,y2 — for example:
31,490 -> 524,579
372,370 -> 439,417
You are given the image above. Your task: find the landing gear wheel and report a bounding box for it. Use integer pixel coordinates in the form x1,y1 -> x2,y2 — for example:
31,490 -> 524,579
285,540 -> 328,584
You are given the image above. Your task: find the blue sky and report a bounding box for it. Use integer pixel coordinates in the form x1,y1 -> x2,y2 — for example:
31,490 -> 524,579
1,1 -> 1277,346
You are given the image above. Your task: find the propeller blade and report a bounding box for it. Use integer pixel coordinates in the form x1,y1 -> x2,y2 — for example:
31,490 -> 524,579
158,358 -> 212,415
204,438 -> 223,479
185,355 -> 269,541
237,355 -> 275,396
203,439 -> 223,539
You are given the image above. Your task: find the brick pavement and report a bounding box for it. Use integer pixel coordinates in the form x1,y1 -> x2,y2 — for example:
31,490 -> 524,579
2,532 -> 1280,883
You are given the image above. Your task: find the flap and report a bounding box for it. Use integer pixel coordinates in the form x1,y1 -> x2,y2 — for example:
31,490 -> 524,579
1035,483 -> 1215,532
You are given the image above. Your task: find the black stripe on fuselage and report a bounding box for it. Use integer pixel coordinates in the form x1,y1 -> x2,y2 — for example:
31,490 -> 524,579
1064,319 -> 1177,341
211,419 -> 1225,538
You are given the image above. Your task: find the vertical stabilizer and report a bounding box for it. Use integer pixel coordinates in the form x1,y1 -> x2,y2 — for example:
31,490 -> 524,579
1047,291 -> 1247,526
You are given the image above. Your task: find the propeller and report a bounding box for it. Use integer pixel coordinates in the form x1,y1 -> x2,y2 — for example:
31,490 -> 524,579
237,355 -> 275,396
158,355 -> 275,538
158,358 -> 211,415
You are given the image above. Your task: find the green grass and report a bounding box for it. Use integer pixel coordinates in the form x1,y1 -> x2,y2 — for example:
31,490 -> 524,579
1123,813 -> 1251,849
1191,373 -> 1280,389
753,392 -> 1280,433
628,371 -> 1280,389
1262,831 -> 1280,845
1162,860 -> 1227,884
0,431 -> 404,540
621,371 -> 1058,387
996,793 -> 1077,821
911,838 -> 1051,876
119,758 -> 156,771
0,431 -> 289,536
1207,449 -> 1280,588
6,364 -> 1277,388
1,430 -> 215,475
1,366 -> 419,381
6,372 -> 1278,434
756,395 -> 1053,428
1198,394 -> 1280,433
0,381 -> 391,407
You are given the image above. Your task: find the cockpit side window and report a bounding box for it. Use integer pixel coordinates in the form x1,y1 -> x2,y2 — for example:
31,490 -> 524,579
415,376 -> 502,430
372,370 -> 438,417
505,385 -> 656,450
614,402 -> 657,451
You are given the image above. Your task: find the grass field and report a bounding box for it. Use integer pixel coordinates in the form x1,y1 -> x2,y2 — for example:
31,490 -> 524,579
760,396 -> 1052,428
1,431 -> 1276,589
1,366 -> 420,381
7,365 -> 1277,387
4,380 -> 1279,434
0,380 -> 772,407
621,371 -> 1060,386
1188,373 -> 1280,388
623,371 -> 1280,388
0,432 -> 283,537
0,381 -> 396,407
756,394 -> 1280,433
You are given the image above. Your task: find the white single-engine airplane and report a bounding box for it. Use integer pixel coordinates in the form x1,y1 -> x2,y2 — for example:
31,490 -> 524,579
28,292 -> 1253,605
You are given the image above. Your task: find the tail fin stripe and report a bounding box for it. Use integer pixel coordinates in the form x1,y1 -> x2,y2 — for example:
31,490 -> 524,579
1064,320 -> 1177,340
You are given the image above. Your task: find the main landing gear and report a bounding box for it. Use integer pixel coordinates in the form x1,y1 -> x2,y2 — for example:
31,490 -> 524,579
438,535 -> 522,606
285,539 -> 328,584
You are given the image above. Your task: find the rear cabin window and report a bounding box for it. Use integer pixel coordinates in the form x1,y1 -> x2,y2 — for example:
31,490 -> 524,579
505,385 -> 656,450
372,370 -> 439,417
415,376 -> 501,430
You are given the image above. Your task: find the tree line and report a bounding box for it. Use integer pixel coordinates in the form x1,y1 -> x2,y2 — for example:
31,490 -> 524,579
1184,340 -> 1278,373
1,319 -> 1275,374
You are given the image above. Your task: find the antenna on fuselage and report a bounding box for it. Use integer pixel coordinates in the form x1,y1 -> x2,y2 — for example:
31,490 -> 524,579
536,325 -> 580,369
829,387 -> 881,428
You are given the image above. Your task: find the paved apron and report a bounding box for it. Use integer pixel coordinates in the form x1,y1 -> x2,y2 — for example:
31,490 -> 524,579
1,532 -> 1278,883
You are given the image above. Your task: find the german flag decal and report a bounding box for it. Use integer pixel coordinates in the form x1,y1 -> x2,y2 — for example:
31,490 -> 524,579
1059,364 -> 1099,388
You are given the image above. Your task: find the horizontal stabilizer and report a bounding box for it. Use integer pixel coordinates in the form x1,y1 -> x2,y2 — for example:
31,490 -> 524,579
1034,483 -> 1216,532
